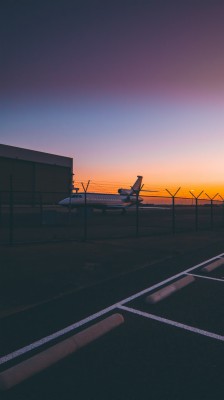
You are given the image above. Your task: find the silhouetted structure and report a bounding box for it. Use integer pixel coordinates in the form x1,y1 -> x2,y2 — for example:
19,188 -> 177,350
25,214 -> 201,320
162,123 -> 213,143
0,144 -> 73,204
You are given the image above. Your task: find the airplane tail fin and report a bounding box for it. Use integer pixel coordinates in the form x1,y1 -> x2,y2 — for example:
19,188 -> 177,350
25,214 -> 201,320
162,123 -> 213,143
130,175 -> 143,193
118,176 -> 143,195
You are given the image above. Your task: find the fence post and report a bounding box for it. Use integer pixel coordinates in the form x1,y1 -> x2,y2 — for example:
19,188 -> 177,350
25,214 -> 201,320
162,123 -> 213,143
0,190 -> 1,227
9,174 -> 14,245
81,181 -> 90,242
218,195 -> 224,227
166,187 -> 181,234
134,183 -> 144,237
205,193 -> 219,230
68,192 -> 72,225
39,192 -> 43,226
189,190 -> 203,232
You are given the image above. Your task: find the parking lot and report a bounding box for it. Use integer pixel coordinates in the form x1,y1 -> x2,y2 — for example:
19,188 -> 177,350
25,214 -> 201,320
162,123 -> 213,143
1,253 -> 224,399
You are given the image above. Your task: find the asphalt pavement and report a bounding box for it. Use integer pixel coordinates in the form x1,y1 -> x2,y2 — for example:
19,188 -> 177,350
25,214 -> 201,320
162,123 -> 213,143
1,246 -> 224,399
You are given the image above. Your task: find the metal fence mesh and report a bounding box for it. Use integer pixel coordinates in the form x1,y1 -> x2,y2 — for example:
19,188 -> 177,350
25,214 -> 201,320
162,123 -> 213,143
0,189 -> 224,245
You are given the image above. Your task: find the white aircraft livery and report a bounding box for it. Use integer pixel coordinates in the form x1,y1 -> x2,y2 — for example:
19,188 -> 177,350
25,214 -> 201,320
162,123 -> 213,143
58,176 -> 143,211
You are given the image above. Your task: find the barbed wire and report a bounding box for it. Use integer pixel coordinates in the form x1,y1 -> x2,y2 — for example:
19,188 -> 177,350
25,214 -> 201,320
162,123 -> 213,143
73,179 -> 223,200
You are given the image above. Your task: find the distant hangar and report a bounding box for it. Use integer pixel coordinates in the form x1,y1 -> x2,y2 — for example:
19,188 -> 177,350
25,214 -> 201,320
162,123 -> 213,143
0,144 -> 73,204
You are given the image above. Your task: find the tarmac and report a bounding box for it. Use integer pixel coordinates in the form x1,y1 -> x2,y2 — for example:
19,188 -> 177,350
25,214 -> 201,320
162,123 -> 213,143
1,231 -> 224,399
1,229 -> 224,319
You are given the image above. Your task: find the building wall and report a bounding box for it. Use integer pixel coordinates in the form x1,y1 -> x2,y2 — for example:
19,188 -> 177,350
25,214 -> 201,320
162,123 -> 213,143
0,145 -> 73,204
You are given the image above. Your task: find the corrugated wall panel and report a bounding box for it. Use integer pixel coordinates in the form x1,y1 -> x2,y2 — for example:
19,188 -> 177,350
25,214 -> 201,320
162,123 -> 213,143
0,157 -> 72,204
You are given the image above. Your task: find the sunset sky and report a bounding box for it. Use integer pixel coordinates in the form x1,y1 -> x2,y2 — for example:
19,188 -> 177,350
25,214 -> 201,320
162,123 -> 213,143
1,0 -> 224,196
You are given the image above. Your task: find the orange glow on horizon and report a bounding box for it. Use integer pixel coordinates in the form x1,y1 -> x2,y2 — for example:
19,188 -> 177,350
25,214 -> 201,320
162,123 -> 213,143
73,172 -> 224,200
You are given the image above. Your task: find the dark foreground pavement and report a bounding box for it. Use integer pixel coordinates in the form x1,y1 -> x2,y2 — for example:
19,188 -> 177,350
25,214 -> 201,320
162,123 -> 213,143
2,310 -> 224,400
1,230 -> 224,318
1,230 -> 224,399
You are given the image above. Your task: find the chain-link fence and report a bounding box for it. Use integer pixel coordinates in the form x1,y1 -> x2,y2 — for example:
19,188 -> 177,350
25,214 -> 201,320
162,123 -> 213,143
0,189 -> 224,245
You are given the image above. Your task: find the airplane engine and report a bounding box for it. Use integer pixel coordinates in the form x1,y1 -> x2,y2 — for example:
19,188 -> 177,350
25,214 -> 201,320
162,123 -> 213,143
118,188 -> 130,195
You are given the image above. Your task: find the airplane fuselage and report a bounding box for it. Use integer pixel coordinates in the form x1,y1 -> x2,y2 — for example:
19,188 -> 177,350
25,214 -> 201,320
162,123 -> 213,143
58,192 -> 143,209
58,176 -> 143,210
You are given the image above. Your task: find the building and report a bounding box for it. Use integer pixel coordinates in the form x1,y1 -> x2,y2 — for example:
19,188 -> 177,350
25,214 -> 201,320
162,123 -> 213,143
0,144 -> 73,204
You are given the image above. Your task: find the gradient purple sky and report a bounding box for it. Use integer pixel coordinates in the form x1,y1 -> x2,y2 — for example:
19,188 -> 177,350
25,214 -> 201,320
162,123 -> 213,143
1,0 -> 224,192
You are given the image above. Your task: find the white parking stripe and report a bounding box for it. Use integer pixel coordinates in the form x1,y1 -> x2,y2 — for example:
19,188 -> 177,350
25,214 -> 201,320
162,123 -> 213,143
118,253 -> 224,305
1,252 -> 224,366
118,305 -> 224,342
0,304 -> 118,365
0,314 -> 124,391
186,273 -> 224,283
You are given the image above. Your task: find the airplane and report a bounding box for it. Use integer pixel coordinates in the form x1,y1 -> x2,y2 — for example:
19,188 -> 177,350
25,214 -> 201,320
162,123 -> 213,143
58,176 -> 143,212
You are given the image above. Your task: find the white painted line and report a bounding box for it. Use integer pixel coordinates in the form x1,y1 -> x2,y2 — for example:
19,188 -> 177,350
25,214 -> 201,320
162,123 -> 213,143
118,254 -> 224,305
186,273 -> 224,283
1,252 -> 223,366
0,304 -> 118,366
118,305 -> 224,342
202,258 -> 224,273
0,314 -> 124,391
145,275 -> 195,304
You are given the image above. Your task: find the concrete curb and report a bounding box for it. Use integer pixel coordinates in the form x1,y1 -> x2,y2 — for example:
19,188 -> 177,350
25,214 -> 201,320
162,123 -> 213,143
145,275 -> 195,304
0,313 -> 124,391
202,258 -> 224,272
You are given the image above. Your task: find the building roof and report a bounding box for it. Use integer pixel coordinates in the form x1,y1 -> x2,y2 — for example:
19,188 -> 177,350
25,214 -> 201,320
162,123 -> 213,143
0,144 -> 73,169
